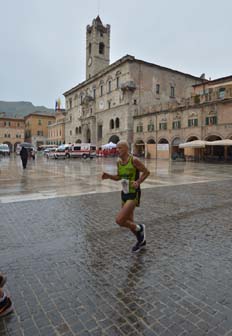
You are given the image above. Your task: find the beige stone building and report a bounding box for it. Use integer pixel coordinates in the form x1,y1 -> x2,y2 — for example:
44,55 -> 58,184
47,109 -> 66,145
64,16 -> 203,150
63,16 -> 231,161
0,115 -> 25,151
24,112 -> 55,148
134,75 -> 232,160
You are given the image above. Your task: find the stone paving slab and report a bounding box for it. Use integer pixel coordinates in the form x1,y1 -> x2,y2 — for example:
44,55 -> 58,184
1,179 -> 232,335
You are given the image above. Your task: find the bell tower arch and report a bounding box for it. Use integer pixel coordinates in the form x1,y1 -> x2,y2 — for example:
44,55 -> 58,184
86,16 -> 110,79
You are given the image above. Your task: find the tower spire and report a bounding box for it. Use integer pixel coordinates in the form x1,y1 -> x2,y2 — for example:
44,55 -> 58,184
86,17 -> 110,79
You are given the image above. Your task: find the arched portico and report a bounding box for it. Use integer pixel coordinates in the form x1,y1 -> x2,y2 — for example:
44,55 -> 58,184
146,138 -> 156,159
186,136 -> 199,142
133,139 -> 145,157
204,134 -> 225,161
75,139 -> 81,143
171,137 -> 184,160
3,141 -> 13,152
108,135 -> 120,144
157,138 -> 169,160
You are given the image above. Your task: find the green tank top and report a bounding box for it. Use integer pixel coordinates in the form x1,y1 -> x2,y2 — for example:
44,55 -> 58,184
118,155 -> 140,193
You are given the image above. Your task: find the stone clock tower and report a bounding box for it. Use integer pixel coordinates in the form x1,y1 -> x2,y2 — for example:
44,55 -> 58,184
86,16 -> 110,79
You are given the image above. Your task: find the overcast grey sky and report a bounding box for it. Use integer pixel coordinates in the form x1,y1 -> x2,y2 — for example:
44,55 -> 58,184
1,0 -> 231,108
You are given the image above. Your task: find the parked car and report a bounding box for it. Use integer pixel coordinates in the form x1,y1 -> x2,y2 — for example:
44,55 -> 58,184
0,144 -> 10,156
45,148 -> 57,159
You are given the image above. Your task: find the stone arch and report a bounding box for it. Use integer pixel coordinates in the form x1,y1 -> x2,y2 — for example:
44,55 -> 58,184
147,138 -> 156,144
75,139 -> 81,143
108,135 -> 120,144
204,134 -> 222,141
134,139 -> 145,157
171,137 -> 182,146
186,135 -> 199,142
171,137 -> 184,160
3,141 -> 13,152
146,138 -> 156,159
204,134 -> 223,159
158,138 -> 169,144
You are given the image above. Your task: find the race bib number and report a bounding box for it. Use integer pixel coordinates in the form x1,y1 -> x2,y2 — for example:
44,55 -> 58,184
121,179 -> 129,194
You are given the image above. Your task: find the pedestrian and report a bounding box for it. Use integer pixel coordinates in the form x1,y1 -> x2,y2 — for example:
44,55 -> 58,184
0,273 -> 13,317
102,140 -> 150,252
20,146 -> 28,169
31,149 -> 35,160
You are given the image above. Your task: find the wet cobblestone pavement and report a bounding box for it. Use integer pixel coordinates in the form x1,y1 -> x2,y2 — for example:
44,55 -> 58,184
1,174 -> 232,335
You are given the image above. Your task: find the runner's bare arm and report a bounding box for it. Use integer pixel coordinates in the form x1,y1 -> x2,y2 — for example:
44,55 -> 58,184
132,158 -> 150,188
102,172 -> 121,181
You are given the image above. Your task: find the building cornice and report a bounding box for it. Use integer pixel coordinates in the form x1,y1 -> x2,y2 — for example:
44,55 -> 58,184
134,97 -> 232,119
63,55 -> 203,97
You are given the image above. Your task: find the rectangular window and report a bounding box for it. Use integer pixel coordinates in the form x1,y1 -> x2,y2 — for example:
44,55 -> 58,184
188,119 -> 198,127
159,123 -> 167,130
206,116 -> 217,125
156,84 -> 160,94
69,98 -> 72,109
136,125 -> 143,132
147,124 -> 154,132
170,86 -> 175,98
93,88 -> 96,99
108,101 -> 111,109
172,121 -> 181,129
38,120 -> 42,125
219,88 -> 225,99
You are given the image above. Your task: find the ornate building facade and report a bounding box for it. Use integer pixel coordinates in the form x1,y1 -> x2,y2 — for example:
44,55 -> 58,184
63,16 -> 231,160
0,115 -> 25,152
47,109 -> 66,145
24,113 -> 55,148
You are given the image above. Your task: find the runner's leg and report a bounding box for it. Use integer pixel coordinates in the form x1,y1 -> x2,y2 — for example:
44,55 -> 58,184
115,200 -> 137,233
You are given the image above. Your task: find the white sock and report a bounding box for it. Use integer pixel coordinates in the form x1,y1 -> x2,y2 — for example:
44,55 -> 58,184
135,224 -> 141,232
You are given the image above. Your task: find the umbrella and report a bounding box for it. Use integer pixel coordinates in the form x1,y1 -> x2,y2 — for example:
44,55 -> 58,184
207,139 -> 232,146
19,142 -> 34,148
179,140 -> 208,149
102,142 -> 117,149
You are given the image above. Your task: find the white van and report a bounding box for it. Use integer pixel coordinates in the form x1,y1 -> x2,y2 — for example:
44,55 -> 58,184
66,143 -> 96,159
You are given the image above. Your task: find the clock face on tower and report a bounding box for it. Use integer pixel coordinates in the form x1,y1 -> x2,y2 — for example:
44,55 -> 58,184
88,57 -> 92,66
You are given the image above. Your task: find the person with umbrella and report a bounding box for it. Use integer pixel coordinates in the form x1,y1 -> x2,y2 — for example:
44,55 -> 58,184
20,146 -> 28,169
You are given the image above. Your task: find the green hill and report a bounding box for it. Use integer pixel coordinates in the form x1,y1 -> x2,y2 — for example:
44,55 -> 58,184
0,101 -> 55,118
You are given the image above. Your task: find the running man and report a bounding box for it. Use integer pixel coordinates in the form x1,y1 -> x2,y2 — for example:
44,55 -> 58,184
102,140 -> 150,252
